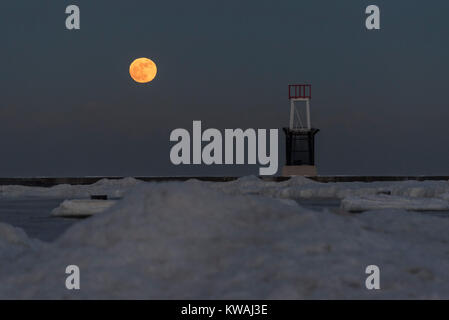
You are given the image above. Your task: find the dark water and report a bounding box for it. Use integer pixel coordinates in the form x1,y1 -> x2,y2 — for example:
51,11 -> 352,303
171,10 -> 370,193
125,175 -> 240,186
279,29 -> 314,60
0,198 -> 79,242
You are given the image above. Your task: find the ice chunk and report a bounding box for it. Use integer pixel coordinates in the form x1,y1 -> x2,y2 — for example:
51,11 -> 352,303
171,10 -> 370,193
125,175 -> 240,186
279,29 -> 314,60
341,194 -> 449,212
51,199 -> 118,217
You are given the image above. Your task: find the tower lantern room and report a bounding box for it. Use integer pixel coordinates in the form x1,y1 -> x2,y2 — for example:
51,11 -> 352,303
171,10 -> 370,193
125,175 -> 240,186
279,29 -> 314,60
282,84 -> 319,176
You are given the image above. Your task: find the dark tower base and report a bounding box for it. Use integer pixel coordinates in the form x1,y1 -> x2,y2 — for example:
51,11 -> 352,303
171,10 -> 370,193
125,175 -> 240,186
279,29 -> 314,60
282,128 -> 319,176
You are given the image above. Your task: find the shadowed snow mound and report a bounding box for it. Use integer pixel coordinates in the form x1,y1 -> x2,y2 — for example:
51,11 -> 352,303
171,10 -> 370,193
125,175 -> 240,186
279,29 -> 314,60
0,177 -> 141,199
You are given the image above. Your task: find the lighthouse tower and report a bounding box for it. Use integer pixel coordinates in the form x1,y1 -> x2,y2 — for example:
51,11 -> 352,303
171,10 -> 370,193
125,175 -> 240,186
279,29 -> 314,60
282,84 -> 319,176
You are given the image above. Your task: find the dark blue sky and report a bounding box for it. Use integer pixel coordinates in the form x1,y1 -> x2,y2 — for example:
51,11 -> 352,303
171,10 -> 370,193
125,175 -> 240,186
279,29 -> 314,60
0,0 -> 448,176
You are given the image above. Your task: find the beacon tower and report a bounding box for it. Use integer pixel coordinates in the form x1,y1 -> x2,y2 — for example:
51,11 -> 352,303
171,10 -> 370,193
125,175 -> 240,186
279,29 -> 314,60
282,84 -> 319,176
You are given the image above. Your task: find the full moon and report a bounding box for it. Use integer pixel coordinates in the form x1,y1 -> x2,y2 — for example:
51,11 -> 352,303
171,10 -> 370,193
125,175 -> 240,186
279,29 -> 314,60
129,58 -> 157,83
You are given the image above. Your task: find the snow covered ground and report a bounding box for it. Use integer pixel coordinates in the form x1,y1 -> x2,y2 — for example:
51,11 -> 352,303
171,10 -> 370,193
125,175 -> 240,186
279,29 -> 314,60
1,176 -> 449,299
0,177 -> 140,199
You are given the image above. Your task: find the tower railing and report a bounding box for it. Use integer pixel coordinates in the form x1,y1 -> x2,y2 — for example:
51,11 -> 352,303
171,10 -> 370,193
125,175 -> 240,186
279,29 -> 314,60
289,84 -> 311,100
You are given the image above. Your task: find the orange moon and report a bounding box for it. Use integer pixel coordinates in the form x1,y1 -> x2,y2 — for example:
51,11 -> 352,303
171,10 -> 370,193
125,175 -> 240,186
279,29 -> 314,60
129,58 -> 157,83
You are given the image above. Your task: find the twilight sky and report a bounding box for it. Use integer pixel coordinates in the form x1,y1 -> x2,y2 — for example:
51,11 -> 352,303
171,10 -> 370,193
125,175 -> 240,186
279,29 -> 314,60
0,0 -> 448,176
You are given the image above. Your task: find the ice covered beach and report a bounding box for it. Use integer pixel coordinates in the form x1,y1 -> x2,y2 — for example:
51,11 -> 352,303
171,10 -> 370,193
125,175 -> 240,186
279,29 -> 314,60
1,176 -> 449,299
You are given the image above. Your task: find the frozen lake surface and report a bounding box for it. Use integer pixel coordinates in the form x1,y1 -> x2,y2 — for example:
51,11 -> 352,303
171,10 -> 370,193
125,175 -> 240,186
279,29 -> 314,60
2,176 -> 449,299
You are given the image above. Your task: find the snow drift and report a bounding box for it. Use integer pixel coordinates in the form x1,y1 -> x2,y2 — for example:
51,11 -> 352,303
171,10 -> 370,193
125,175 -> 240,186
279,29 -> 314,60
2,175 -> 449,201
209,175 -> 449,200
0,177 -> 141,199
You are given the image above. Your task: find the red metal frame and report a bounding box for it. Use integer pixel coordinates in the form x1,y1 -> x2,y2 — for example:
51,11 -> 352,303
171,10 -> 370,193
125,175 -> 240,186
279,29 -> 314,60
289,84 -> 311,99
